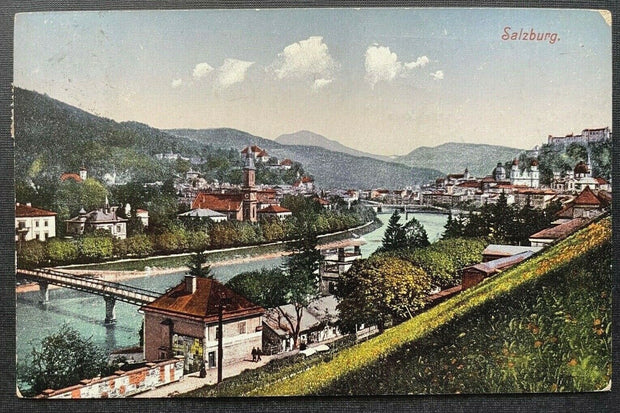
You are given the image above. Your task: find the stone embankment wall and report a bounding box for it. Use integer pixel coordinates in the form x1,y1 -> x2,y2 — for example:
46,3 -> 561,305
35,357 -> 184,399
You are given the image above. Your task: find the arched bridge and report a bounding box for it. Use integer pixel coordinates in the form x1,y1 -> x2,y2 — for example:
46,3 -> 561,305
17,268 -> 160,325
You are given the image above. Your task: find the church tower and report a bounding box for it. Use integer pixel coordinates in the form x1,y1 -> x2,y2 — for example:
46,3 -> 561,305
242,152 -> 258,222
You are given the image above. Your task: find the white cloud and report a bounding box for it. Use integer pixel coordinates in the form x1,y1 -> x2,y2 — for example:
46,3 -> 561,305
313,78 -> 332,90
171,78 -> 183,88
364,45 -> 401,86
364,45 -> 430,87
192,62 -> 214,79
273,36 -> 337,87
430,70 -> 444,80
217,58 -> 254,87
404,56 -> 430,69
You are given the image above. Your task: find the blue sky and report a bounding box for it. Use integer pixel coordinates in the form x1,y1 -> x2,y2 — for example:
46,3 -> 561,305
14,8 -> 611,155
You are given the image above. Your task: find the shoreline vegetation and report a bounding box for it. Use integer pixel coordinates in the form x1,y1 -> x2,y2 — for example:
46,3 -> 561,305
15,219 -> 380,294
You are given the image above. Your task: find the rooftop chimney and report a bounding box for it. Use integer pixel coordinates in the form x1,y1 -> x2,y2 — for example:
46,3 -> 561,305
185,275 -> 197,294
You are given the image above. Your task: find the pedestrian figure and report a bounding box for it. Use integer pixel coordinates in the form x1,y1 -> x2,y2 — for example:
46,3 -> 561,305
251,347 -> 257,362
256,347 -> 262,362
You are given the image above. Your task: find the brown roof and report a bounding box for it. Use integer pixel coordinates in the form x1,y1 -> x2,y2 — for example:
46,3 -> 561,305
280,159 -> 293,166
241,145 -> 263,154
60,173 -> 83,183
457,181 -> 480,188
529,218 -> 589,240
258,205 -> 291,213
447,173 -> 465,179
595,177 -> 609,185
257,149 -> 269,157
467,251 -> 533,275
192,193 -> 242,212
301,176 -> 314,183
315,198 -> 330,205
15,204 -> 57,217
573,186 -> 604,206
141,277 -> 264,323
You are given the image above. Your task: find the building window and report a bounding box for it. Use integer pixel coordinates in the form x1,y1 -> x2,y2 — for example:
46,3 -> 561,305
35,221 -> 39,227
44,220 -> 48,227
238,321 -> 246,335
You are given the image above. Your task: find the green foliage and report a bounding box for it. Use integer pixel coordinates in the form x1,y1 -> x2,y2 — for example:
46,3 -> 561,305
124,234 -> 154,257
537,140 -> 611,184
186,252 -> 212,278
403,216 -> 430,249
45,238 -> 79,266
77,235 -> 114,262
154,226 -> 189,253
226,268 -> 288,309
321,241 -> 612,395
21,324 -> 109,396
381,210 -> 407,251
17,240 -> 47,269
336,256 -> 432,333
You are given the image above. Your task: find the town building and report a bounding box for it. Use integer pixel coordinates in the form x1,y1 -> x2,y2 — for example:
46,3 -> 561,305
190,153 -> 258,222
461,251 -> 534,291
318,238 -> 366,295
257,205 -> 292,220
65,200 -> 128,239
141,276 -> 264,372
262,305 -> 323,354
547,127 -> 611,145
528,217 -> 590,247
240,145 -> 270,163
551,159 -> 610,194
15,203 -> 57,241
178,208 -> 228,223
481,244 -> 543,262
509,159 -> 539,188
60,166 -> 88,183
554,186 -> 611,221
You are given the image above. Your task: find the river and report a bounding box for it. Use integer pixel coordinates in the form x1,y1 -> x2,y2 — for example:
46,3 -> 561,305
16,212 -> 446,373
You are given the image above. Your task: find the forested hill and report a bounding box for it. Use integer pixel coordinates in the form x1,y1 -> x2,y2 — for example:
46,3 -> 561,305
169,129 -> 444,189
13,87 -> 233,184
394,142 -> 525,177
13,87 -> 442,190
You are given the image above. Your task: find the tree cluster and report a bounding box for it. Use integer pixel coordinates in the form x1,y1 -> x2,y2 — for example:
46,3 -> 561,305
380,210 -> 430,252
443,193 -> 563,245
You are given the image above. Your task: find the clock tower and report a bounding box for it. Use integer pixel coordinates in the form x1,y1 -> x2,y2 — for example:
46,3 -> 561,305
242,152 -> 258,222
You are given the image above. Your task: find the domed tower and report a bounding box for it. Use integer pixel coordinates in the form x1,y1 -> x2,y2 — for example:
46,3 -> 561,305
509,158 -> 520,182
530,159 -> 540,188
493,162 -> 506,181
574,160 -> 590,179
242,152 -> 257,222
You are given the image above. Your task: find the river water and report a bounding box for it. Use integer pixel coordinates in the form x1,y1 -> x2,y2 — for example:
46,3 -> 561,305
16,212 -> 446,371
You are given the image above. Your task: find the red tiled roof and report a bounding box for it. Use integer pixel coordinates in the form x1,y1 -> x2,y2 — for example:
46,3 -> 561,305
60,173 -> 82,183
15,204 -> 57,217
573,186 -> 603,206
192,193 -> 242,212
315,198 -> 330,205
457,181 -> 480,188
240,145 -> 263,154
529,218 -> 589,240
595,177 -> 609,185
258,205 -> 291,213
447,173 -> 465,179
136,209 -> 148,214
280,159 -> 293,166
301,176 -> 314,183
141,278 -> 264,323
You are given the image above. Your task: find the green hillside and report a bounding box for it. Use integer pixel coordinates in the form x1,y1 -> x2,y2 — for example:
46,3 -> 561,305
169,129 -> 443,189
395,142 -> 525,177
231,216 -> 610,396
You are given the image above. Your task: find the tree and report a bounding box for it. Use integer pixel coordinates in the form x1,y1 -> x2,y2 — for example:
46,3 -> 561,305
381,210 -> 407,251
187,251 -> 212,278
443,211 -> 464,239
336,256 -> 431,334
22,324 -> 109,396
226,268 -> 288,309
403,216 -> 430,249
276,212 -> 322,349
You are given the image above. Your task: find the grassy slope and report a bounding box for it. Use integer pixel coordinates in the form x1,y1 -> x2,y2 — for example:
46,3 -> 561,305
242,216 -> 610,396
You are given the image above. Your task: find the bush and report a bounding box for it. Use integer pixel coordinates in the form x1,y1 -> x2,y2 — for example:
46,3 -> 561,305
77,235 -> 114,262
17,240 -> 47,269
45,238 -> 78,266
126,234 -> 154,257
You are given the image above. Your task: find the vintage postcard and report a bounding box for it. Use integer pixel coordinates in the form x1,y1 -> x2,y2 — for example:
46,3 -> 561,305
13,8 -> 611,398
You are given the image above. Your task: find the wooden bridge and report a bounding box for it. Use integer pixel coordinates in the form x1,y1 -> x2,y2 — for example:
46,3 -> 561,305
17,268 -> 161,325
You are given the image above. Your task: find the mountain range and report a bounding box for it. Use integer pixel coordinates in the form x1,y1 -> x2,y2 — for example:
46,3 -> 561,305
14,87 -> 443,190
275,130 -> 525,178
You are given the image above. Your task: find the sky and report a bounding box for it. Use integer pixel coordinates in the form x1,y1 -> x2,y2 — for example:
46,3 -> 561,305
14,8 -> 611,155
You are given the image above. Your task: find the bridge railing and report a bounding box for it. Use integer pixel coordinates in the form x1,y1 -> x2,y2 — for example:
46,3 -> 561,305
17,268 -> 160,303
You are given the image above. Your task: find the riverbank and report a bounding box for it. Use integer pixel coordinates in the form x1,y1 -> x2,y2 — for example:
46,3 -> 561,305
16,219 -> 380,294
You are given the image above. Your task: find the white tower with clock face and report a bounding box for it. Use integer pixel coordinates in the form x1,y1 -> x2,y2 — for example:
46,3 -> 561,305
242,151 -> 258,222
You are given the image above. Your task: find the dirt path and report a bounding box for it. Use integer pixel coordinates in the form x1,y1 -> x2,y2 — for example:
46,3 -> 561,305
15,250 -> 293,294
